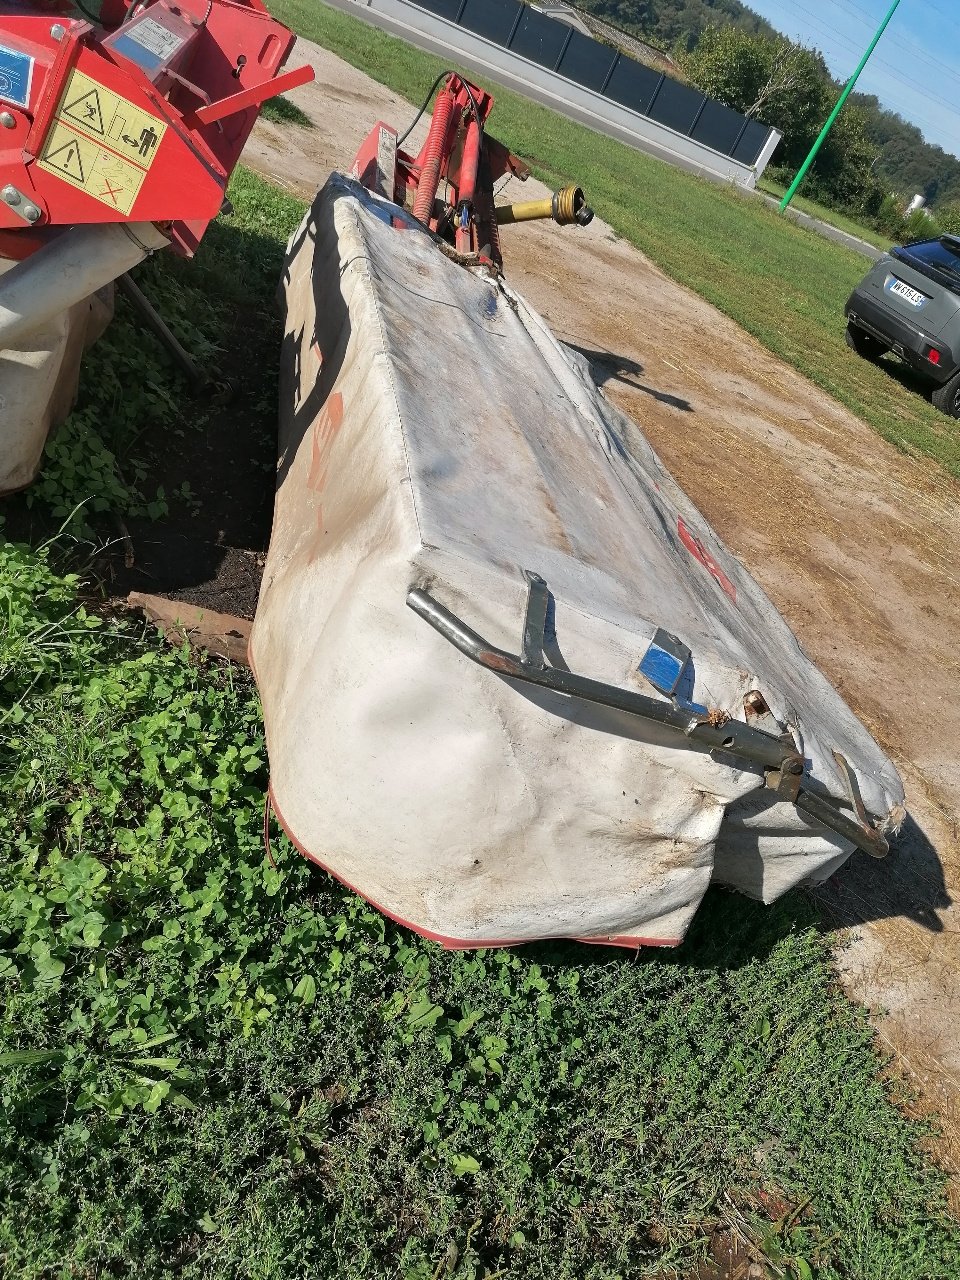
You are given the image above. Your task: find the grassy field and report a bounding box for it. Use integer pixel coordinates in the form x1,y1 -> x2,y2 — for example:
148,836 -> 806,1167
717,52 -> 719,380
754,177 -> 893,252
2,158 -> 960,1276
267,0 -> 960,482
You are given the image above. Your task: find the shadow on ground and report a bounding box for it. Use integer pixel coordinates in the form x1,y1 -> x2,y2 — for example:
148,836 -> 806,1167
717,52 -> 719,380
567,342 -> 693,412
873,350 -> 946,410
815,811 -> 951,934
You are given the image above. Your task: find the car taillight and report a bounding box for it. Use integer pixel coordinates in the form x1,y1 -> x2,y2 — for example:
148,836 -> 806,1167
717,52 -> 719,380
928,348 -> 941,365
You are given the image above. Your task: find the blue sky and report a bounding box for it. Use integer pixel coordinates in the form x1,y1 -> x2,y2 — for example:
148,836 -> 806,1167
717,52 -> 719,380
743,0 -> 960,158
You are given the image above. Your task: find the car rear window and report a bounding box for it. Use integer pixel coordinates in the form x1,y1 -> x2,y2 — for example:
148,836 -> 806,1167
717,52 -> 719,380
899,237 -> 960,274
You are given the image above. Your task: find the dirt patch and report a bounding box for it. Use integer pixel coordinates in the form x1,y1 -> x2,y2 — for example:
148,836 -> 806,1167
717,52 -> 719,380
240,40 -> 960,1173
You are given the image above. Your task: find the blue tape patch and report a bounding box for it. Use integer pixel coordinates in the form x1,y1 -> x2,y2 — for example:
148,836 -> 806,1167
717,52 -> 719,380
639,628 -> 708,716
639,645 -> 685,697
0,44 -> 34,109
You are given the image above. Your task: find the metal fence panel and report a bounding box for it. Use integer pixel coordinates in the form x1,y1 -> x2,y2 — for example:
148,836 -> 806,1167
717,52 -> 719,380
690,100 -> 750,156
646,76 -> 705,135
557,28 -> 617,92
605,58 -> 664,117
732,117 -> 770,166
459,0 -> 521,44
508,7 -> 569,69
411,0 -> 463,21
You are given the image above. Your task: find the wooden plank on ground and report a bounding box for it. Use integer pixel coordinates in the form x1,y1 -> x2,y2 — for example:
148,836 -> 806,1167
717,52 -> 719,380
127,592 -> 251,665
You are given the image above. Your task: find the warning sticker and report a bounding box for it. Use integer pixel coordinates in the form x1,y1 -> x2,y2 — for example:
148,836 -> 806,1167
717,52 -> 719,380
37,68 -> 166,215
64,87 -> 105,135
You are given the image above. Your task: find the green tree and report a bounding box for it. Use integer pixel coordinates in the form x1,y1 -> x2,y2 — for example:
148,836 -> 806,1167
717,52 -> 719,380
679,24 -> 887,213
676,24 -> 769,109
678,26 -> 828,160
935,203 -> 960,236
805,105 -> 886,216
574,0 -> 778,51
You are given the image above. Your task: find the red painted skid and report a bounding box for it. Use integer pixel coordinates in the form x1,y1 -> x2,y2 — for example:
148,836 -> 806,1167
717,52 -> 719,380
191,61 -> 313,126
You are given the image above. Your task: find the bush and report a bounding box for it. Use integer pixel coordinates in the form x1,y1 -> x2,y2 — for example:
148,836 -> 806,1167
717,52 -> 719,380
875,193 -> 906,238
901,206 -> 936,244
936,203 -> 960,237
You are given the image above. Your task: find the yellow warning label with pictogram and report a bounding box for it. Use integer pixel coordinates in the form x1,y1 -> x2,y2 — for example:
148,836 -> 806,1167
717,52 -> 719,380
37,68 -> 166,215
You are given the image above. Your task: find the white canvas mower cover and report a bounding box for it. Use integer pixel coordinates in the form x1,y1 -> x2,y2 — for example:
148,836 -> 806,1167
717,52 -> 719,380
251,174 -> 905,949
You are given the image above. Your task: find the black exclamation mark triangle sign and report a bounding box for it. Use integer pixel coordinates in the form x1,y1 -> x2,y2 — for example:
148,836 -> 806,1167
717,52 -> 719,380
44,138 -> 86,184
63,88 -> 104,136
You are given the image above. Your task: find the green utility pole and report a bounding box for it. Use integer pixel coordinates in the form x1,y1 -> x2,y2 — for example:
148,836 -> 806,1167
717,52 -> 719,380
780,0 -> 902,211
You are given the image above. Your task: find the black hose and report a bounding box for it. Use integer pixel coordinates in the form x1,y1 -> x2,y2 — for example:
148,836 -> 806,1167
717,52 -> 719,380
74,0 -> 106,22
396,70 -> 484,148
396,70 -> 453,148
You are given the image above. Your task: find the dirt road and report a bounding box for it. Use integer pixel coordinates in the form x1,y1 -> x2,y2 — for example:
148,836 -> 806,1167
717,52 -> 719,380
244,42 -> 960,1168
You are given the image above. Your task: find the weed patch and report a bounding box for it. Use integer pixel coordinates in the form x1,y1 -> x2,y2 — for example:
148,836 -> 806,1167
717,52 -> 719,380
260,94 -> 314,128
2,538 -> 958,1278
19,168 -> 302,543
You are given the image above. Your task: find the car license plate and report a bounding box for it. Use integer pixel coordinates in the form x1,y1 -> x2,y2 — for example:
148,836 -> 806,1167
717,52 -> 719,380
886,276 -> 928,307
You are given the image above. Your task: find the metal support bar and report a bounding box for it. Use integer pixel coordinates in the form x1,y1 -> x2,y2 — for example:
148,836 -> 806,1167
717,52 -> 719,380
409,578 -> 794,768
191,63 -> 314,126
598,51 -> 619,96
797,791 -> 887,859
552,24 -> 574,72
687,97 -> 708,139
406,571 -> 889,859
520,569 -> 548,668
117,273 -> 208,394
832,749 -> 870,829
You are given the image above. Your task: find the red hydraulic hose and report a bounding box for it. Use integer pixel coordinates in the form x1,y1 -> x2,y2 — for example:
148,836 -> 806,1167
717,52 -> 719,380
412,87 -> 456,226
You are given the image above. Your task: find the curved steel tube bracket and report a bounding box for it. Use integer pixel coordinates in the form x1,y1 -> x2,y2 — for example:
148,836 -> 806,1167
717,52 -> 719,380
406,571 -> 889,860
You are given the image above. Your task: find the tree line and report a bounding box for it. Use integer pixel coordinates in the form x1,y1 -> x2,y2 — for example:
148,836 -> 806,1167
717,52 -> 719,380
574,0 -> 960,230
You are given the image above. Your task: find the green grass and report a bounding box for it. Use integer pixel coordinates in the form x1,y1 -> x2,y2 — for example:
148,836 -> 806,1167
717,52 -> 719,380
2,161 -> 960,1277
755,176 -> 893,252
259,93 -> 314,128
267,0 -> 960,480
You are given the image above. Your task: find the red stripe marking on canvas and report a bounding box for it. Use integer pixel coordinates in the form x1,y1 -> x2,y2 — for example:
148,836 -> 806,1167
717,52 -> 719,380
677,516 -> 737,603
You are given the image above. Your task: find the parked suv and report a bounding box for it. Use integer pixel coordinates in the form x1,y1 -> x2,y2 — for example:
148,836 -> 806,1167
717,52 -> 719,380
844,233 -> 960,417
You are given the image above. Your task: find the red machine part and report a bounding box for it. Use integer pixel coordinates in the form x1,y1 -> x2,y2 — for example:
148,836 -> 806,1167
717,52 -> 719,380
351,73 -> 530,270
0,0 -> 313,259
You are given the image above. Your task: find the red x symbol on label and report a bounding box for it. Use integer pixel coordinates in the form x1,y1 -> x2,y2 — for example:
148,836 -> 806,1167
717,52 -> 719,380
99,179 -> 122,206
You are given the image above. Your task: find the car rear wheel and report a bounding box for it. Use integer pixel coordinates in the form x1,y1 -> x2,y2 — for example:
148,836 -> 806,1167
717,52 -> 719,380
845,321 -> 886,361
932,368 -> 960,418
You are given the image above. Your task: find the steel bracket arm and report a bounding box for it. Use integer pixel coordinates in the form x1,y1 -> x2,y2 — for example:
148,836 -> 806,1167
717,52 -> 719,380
406,570 -> 889,860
